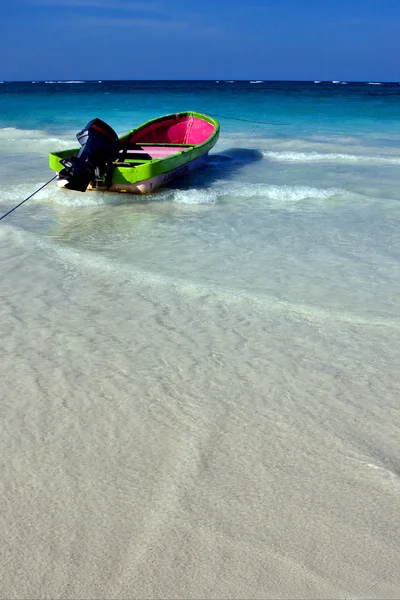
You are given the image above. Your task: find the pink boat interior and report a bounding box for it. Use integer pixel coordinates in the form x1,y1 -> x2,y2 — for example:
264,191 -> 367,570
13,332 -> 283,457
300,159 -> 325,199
117,114 -> 216,161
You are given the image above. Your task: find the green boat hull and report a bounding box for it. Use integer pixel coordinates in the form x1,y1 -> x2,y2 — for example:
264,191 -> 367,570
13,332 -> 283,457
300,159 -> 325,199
49,112 -> 220,194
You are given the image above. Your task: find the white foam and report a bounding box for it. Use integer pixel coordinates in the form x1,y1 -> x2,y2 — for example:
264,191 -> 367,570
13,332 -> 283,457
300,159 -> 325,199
0,182 -> 128,208
1,180 -> 342,210
0,182 -> 57,206
173,189 -> 218,205
51,190 -> 123,207
259,185 -> 339,202
4,179 -> 343,210
0,127 -> 74,153
225,183 -> 343,204
169,180 -> 347,207
45,80 -> 85,83
171,182 -> 344,207
263,150 -> 400,164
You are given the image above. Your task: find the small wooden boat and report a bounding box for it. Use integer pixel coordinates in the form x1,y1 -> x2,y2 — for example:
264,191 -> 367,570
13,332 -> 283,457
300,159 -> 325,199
49,112 -> 220,194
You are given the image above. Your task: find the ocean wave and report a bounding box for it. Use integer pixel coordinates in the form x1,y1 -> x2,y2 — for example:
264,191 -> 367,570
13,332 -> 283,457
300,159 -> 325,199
0,182 -> 57,206
62,181 -> 345,208
49,189 -> 125,207
3,182 -> 124,207
252,184 -> 340,201
30,237 -> 400,330
45,80 -> 85,83
0,180 -> 344,211
0,181 -> 134,211
0,127 -> 74,152
223,183 -> 343,203
263,151 -> 400,164
168,183 -> 344,207
173,189 -> 218,205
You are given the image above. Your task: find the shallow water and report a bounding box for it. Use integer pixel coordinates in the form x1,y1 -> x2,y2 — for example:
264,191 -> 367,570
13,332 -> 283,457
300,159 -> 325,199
1,81 -> 400,599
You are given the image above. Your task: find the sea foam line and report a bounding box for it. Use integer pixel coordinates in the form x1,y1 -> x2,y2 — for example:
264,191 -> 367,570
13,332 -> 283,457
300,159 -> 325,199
30,236 -> 400,330
1,220 -> 398,329
171,184 -> 341,206
169,181 -> 345,206
0,127 -> 74,151
0,181 -> 345,209
347,456 -> 400,489
263,151 -> 400,164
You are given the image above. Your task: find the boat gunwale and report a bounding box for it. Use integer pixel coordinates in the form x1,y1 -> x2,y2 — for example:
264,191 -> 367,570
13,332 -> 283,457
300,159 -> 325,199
48,111 -> 220,190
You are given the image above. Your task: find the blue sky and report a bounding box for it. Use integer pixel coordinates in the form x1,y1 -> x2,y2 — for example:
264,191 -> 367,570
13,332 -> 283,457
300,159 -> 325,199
1,0 -> 399,81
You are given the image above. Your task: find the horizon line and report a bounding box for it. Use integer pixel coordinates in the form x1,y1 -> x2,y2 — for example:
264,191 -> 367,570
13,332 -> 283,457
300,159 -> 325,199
1,78 -> 399,84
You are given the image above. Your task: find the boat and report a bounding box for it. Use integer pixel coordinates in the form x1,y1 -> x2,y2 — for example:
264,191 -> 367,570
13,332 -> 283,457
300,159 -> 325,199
49,111 -> 220,194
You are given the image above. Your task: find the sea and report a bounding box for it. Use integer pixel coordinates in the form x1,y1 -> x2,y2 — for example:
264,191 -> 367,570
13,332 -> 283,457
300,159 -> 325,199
1,80 -> 400,599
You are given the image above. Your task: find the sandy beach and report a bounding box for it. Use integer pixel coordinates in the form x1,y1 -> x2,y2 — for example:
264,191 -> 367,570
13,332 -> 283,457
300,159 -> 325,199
1,80 -> 400,599
2,232 -> 400,598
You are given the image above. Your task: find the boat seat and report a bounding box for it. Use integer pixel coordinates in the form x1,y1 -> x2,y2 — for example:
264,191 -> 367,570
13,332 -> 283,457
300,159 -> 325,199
118,144 -> 192,162
118,146 -> 152,162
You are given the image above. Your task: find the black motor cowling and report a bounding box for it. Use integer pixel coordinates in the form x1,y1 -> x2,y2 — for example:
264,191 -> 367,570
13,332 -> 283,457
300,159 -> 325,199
59,118 -> 119,192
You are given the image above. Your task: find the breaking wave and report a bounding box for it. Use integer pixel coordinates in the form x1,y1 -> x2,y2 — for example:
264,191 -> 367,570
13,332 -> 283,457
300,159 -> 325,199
45,80 -> 86,84
173,189 -> 218,205
263,151 -> 400,164
169,182 -> 344,207
0,127 -> 74,153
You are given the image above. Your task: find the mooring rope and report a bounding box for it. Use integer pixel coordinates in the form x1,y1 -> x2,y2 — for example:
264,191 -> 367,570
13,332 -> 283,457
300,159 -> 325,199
0,115 -> 278,224
0,175 -> 57,222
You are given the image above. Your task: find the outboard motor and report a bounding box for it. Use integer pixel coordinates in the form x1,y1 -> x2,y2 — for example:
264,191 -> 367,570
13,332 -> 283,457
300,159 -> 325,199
58,118 -> 119,192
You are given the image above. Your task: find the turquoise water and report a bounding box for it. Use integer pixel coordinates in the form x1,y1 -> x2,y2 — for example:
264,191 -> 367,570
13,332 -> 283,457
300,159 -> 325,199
1,81 -> 400,599
1,80 -> 400,137
1,80 -> 400,321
